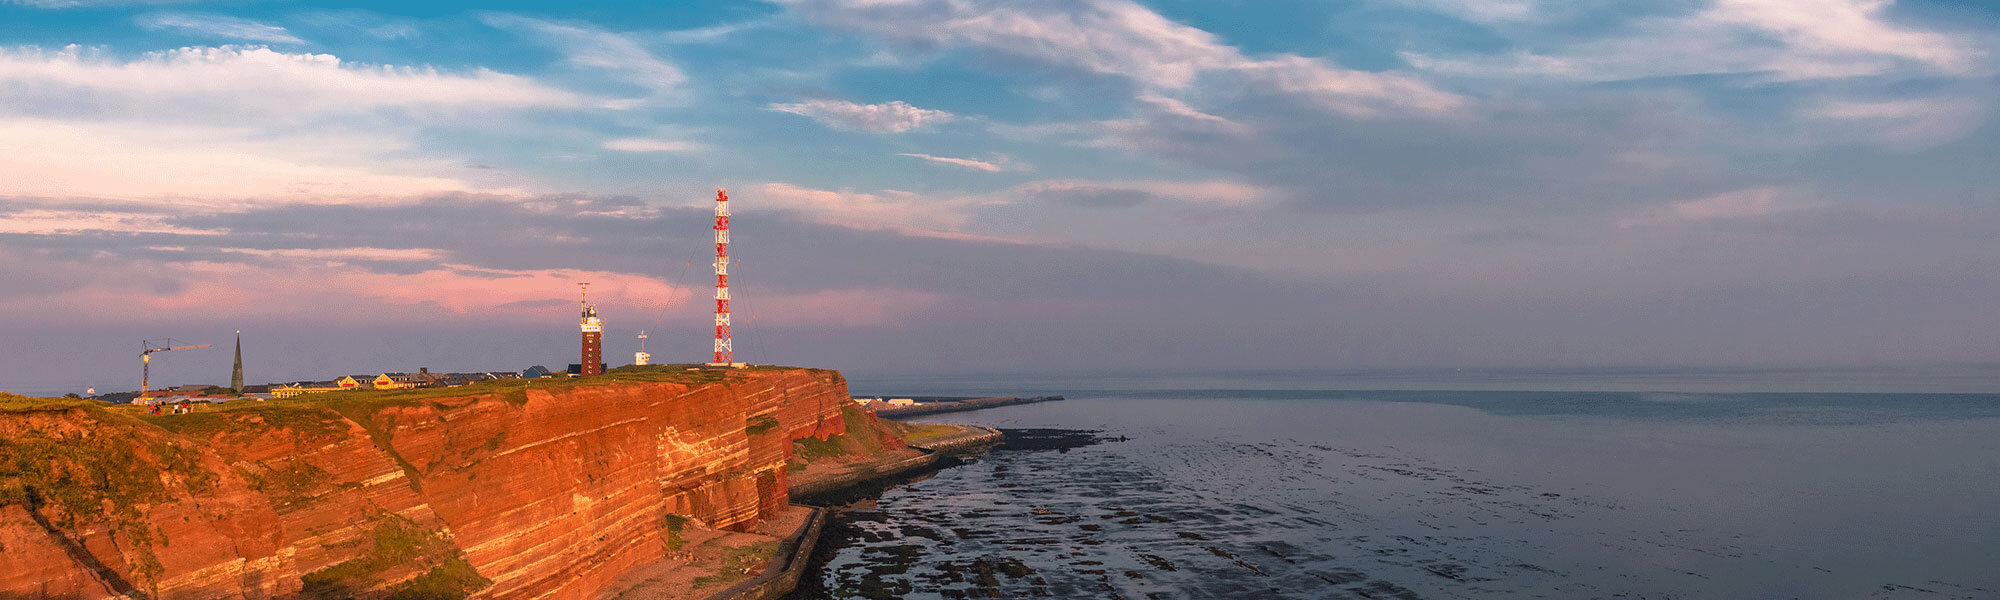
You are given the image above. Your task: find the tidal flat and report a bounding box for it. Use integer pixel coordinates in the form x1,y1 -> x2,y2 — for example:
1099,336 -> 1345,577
789,379 -> 2000,599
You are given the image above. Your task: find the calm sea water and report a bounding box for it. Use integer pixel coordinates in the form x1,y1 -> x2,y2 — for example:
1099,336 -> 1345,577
788,370 -> 2000,599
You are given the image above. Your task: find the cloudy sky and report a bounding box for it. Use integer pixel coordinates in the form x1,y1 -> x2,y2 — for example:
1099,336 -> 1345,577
2,0 -> 1997,393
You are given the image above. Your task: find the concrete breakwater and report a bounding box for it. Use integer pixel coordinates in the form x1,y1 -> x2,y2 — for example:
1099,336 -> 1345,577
871,396 -> 1063,418
695,507 -> 828,600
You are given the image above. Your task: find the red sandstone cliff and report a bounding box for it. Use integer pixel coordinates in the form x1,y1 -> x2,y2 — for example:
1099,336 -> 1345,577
0,367 -> 859,600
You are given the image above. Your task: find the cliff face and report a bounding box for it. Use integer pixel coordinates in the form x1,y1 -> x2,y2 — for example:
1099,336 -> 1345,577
0,368 -> 853,600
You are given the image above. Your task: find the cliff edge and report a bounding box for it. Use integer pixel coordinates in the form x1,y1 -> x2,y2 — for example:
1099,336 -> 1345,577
0,366 -> 883,600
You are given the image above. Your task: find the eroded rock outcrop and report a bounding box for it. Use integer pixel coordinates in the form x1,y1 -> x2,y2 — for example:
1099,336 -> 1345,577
0,367 -> 856,600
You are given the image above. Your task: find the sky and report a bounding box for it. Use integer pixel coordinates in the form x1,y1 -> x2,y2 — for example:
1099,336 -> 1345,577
1,0 -> 1998,393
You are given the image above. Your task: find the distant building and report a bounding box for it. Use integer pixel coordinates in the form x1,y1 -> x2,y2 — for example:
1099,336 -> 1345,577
566,363 -> 608,377
268,368 -> 523,398
134,390 -> 227,406
522,365 -> 557,379
886,398 -> 915,407
372,373 -> 422,390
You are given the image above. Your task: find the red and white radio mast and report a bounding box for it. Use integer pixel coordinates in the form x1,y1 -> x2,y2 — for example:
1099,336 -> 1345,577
708,189 -> 736,367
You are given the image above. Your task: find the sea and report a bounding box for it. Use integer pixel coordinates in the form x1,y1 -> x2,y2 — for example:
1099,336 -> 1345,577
786,367 -> 2000,600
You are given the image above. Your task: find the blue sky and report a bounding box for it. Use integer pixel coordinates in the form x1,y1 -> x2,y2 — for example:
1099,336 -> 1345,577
1,0 -> 1998,392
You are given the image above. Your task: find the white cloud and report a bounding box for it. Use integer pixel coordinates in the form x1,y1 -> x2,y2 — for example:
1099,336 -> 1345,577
1405,0 -> 1979,82
602,137 -> 704,153
136,13 -> 305,44
751,182 -> 993,233
897,153 -> 1020,172
1812,99 -> 1941,120
747,178 -> 1261,234
1015,179 -> 1265,207
1669,186 -> 1786,220
0,208 -> 222,235
1802,96 -> 1987,148
0,45 -> 583,203
1231,55 -> 1464,115
479,13 -> 684,98
1390,0 -> 1537,22
1704,0 -> 1971,72
0,260 -> 693,323
1617,186 -> 1807,228
0,45 -> 587,124
0,118 -> 494,203
659,19 -> 774,44
769,99 -> 954,133
775,0 -> 1462,116
295,10 -> 421,41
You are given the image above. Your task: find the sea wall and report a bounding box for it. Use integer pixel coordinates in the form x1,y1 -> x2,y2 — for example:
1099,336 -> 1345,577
870,396 -> 1062,418
0,368 -> 852,600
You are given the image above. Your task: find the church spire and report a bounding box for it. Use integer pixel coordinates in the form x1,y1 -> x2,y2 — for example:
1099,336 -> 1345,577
230,330 -> 244,391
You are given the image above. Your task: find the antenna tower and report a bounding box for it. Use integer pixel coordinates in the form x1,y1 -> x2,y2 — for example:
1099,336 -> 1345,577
708,190 -> 735,367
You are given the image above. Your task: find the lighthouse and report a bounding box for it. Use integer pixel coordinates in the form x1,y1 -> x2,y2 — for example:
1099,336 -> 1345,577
579,283 -> 603,377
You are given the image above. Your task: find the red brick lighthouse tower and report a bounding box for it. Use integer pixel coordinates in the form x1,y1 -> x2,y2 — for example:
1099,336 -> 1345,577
579,282 -> 603,376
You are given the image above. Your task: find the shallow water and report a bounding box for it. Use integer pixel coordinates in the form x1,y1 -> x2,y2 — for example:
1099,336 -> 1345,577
788,382 -> 2000,599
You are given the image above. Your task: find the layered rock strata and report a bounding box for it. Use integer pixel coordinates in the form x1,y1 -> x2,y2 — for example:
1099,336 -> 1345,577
0,368 -> 853,600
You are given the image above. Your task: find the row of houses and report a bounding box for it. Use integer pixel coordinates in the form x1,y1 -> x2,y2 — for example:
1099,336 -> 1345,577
269,368 -> 536,399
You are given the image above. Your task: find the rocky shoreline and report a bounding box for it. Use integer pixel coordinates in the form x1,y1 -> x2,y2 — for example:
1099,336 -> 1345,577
680,423 -> 1005,600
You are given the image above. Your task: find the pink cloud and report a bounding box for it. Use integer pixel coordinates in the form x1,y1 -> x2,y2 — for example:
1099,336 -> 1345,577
0,251 -> 945,331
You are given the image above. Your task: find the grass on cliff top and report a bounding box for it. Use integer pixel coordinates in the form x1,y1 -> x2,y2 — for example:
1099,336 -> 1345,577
296,365 -> 817,430
298,364 -> 829,413
133,401 -> 351,441
117,366 -> 811,437
0,392 -> 115,414
0,405 -> 220,588
10,364 -> 833,419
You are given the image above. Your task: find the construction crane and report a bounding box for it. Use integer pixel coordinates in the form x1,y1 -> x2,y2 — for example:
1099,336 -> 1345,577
141,338 -> 210,394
